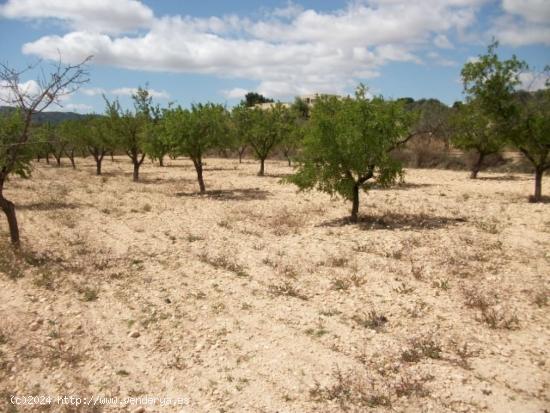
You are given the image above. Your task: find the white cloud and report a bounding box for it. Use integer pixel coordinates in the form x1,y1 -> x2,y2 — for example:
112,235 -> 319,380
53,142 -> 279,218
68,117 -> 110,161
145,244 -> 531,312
80,86 -> 169,99
434,34 -> 454,48
221,88 -> 248,100
80,87 -> 106,96
519,71 -> 550,91
427,51 -> 457,66
490,15 -> 550,46
0,79 -> 41,104
502,0 -> 550,24
6,0 -> 511,98
488,0 -> 550,46
110,87 -> 170,99
0,0 -> 153,33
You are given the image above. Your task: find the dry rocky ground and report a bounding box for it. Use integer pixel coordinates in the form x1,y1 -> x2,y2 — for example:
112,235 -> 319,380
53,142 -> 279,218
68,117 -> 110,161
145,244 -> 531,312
0,157 -> 548,413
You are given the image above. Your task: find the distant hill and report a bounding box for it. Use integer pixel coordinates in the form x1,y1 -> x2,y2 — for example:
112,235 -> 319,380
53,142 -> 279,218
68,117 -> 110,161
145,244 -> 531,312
0,106 -> 87,124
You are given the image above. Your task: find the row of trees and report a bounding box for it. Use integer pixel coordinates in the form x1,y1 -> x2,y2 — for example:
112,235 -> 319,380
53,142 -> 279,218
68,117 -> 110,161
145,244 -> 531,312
0,43 -> 548,245
25,89 -> 307,190
450,42 -> 549,198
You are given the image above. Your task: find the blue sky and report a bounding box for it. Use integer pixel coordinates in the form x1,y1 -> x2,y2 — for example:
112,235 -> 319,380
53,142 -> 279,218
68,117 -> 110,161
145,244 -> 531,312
0,0 -> 549,113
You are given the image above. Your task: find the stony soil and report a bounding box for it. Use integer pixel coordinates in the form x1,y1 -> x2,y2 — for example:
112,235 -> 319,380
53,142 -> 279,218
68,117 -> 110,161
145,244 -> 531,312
0,157 -> 548,413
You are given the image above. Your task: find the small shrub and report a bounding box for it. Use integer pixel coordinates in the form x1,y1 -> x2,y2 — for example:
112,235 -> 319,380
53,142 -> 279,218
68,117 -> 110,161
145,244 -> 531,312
352,311 -> 388,331
331,278 -> 351,291
33,270 -> 56,290
268,281 -> 308,300
533,290 -> 548,308
481,307 -> 519,330
328,256 -> 349,267
309,367 -> 392,410
393,376 -> 430,398
79,286 -> 99,302
401,336 -> 442,363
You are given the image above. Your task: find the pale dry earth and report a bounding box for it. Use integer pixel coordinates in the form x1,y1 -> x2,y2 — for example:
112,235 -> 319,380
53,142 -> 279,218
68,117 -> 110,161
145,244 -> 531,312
0,157 -> 548,413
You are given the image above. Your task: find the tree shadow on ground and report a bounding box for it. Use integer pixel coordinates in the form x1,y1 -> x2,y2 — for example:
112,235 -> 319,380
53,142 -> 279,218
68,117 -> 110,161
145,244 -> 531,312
138,176 -> 195,185
204,167 -> 239,172
374,182 -> 433,191
263,172 -> 293,179
18,201 -> 80,211
477,175 -> 526,181
528,195 -> 550,204
175,188 -> 272,201
320,212 -> 467,230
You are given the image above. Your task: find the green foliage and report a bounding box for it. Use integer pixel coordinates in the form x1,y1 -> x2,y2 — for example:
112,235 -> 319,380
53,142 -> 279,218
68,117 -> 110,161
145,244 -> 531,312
291,97 -> 310,119
288,85 -> 413,219
82,116 -> 112,154
281,103 -> 305,165
510,87 -> 550,200
104,98 -> 143,155
233,102 -> 290,175
0,109 -> 33,178
35,122 -> 67,165
450,101 -> 503,155
164,102 -> 229,191
58,119 -> 86,159
165,103 -> 228,161
461,41 -> 527,121
242,92 -> 273,108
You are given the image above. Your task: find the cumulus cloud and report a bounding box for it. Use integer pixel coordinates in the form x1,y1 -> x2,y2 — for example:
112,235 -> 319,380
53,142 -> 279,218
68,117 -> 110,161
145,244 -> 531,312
0,79 -> 41,104
434,34 -> 454,49
489,0 -> 550,46
491,15 -> 550,46
80,87 -> 106,96
501,0 -> 550,24
110,87 -> 170,99
519,71 -> 550,91
6,0 -> 543,98
221,88 -> 248,100
0,0 -> 153,33
79,86 -> 170,99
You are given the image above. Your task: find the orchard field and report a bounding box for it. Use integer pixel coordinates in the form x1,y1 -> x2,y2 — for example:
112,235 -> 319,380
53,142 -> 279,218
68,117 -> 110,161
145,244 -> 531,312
0,157 -> 548,412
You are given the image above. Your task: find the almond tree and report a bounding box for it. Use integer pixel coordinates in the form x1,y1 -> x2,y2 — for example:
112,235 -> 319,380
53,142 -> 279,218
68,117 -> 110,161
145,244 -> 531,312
450,101 -> 503,179
459,41 -> 525,178
0,57 -> 90,245
511,83 -> 550,202
58,119 -> 86,169
234,103 -> 287,176
164,103 -> 228,193
288,86 -> 414,222
104,95 -> 145,182
81,115 -> 112,175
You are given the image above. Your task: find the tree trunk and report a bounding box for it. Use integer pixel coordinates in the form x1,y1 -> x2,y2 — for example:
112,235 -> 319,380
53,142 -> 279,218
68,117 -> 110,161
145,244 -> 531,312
0,178 -> 20,246
55,155 -> 61,167
193,159 -> 206,193
258,158 -> 265,176
69,151 -> 76,169
96,158 -> 102,175
159,156 -> 164,167
470,152 -> 485,179
287,157 -> 292,167
350,184 -> 360,223
111,152 -> 115,162
533,167 -> 543,202
133,161 -> 140,182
